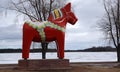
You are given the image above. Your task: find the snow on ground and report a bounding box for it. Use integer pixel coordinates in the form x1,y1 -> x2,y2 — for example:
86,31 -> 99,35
0,52 -> 117,64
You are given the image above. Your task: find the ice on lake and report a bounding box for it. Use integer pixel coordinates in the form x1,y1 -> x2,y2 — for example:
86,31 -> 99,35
0,52 -> 117,64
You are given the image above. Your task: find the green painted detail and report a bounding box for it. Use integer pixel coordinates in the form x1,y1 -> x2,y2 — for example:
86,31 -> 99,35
25,21 -> 65,42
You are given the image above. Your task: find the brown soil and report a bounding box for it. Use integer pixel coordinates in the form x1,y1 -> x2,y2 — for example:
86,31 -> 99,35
70,62 -> 120,72
71,66 -> 120,72
0,62 -> 120,72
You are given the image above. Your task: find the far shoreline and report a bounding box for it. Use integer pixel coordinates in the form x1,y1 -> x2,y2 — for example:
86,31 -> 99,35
0,46 -> 116,53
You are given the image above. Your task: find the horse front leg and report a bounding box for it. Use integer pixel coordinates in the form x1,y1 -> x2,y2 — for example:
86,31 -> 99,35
56,34 -> 65,59
22,33 -> 33,59
22,25 -> 34,60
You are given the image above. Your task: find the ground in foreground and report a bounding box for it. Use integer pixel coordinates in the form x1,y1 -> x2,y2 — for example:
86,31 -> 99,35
0,62 -> 120,72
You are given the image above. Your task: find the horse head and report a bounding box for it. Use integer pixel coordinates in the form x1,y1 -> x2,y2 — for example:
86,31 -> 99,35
48,3 -> 78,25
63,3 -> 78,25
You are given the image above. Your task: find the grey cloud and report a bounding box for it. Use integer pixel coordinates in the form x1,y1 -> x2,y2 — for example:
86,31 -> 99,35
0,24 -> 22,40
70,0 -> 104,35
73,0 -> 104,26
0,0 -> 11,11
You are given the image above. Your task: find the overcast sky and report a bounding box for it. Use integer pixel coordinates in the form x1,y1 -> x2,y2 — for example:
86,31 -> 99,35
0,0 -> 108,50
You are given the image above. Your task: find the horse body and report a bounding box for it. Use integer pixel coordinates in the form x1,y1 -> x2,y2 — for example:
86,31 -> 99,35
22,3 -> 78,59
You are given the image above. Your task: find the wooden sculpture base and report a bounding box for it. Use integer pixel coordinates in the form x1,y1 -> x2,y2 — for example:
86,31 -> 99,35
18,59 -> 71,71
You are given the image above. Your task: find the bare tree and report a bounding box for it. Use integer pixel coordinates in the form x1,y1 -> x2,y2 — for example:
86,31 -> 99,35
9,0 -> 65,21
8,0 -> 65,59
98,0 -> 120,62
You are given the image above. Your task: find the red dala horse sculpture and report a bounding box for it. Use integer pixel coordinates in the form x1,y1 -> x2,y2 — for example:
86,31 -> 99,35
22,3 -> 78,59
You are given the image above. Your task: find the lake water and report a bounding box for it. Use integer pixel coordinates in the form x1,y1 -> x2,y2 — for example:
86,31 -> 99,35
0,52 -> 117,64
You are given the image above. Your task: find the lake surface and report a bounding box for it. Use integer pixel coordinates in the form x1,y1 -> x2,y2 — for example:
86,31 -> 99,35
0,52 -> 117,64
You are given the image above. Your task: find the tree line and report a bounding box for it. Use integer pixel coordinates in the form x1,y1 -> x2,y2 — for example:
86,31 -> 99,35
0,46 -> 116,53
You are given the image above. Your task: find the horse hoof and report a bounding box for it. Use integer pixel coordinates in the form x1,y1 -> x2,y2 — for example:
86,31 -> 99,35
59,58 -> 64,59
24,58 -> 27,60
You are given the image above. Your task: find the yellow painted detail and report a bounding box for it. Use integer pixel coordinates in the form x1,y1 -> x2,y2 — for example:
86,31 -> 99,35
54,9 -> 60,19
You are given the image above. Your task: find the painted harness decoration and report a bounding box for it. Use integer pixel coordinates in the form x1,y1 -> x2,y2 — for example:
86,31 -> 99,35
22,3 -> 78,59
25,21 -> 65,42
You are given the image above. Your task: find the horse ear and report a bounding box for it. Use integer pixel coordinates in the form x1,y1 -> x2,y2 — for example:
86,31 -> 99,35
64,3 -> 71,12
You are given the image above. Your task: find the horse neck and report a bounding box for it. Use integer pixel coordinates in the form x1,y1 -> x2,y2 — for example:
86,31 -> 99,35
51,17 -> 67,28
48,8 -> 68,28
